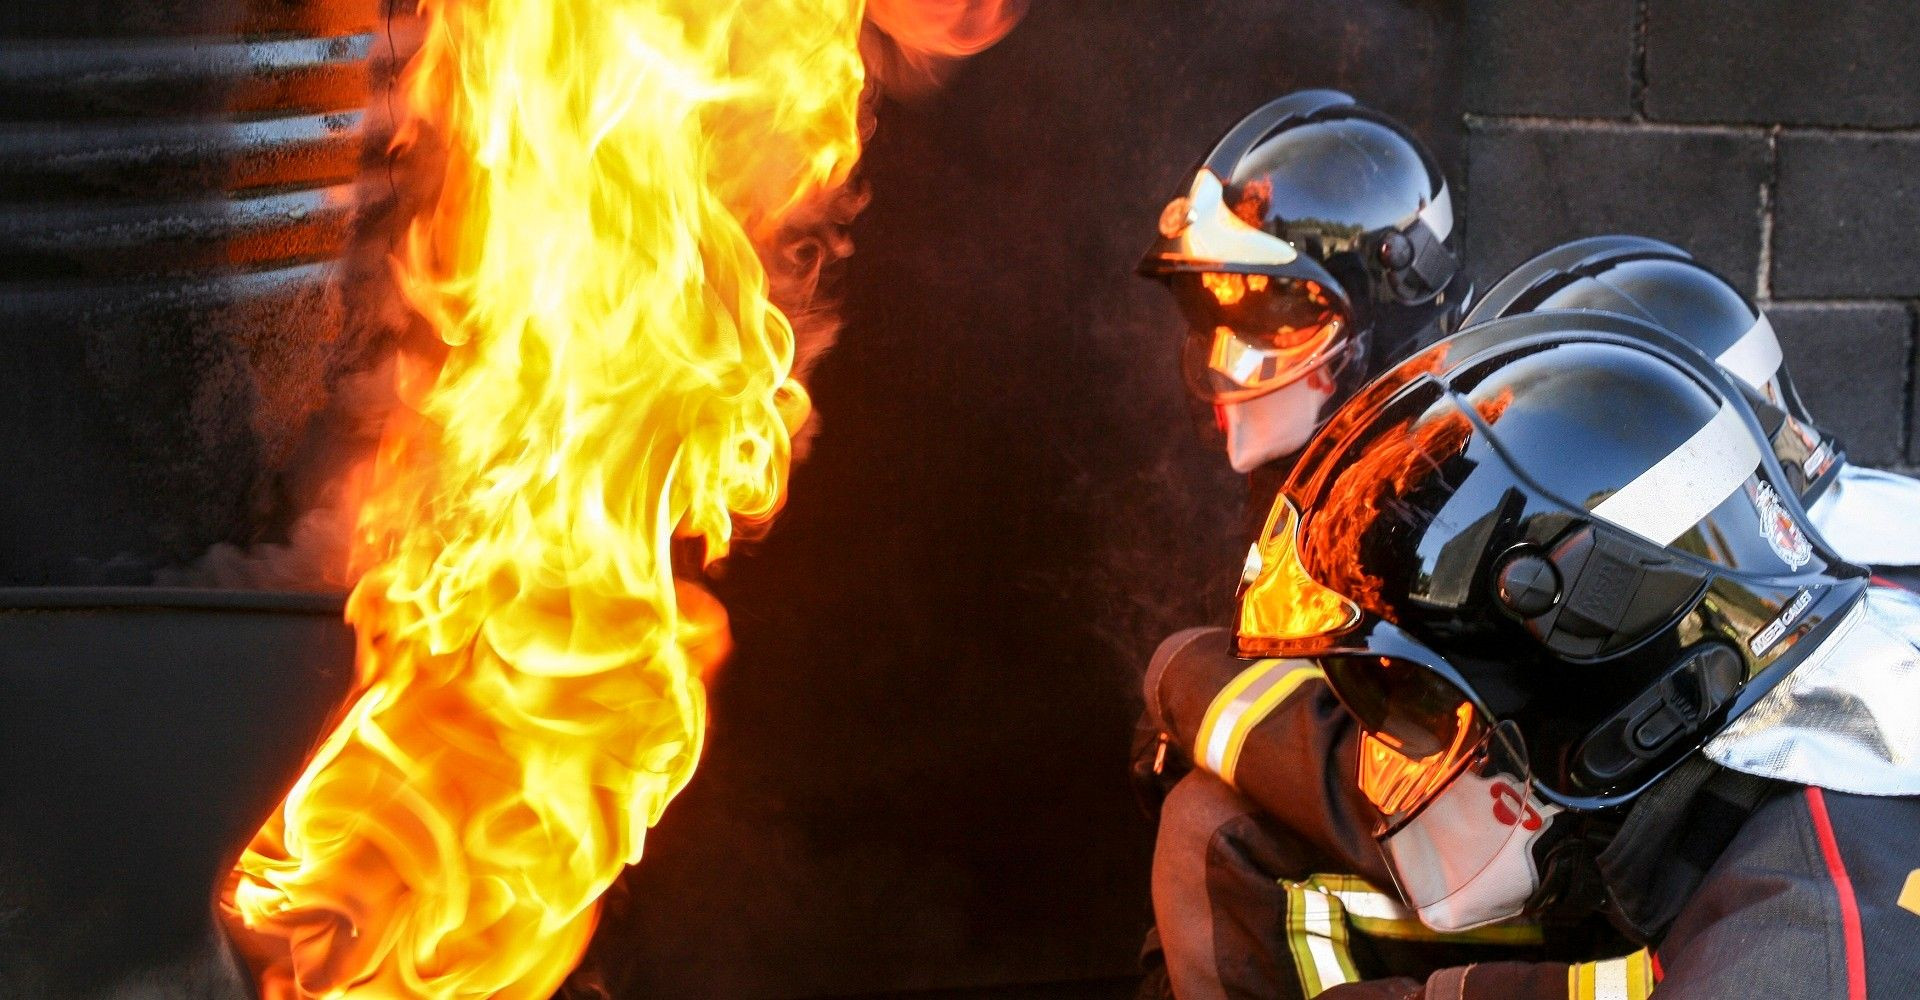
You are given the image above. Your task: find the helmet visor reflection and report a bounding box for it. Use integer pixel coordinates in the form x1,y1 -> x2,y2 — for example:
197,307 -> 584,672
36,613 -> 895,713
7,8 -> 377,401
1254,615 -> 1512,831
1173,272 -> 1355,402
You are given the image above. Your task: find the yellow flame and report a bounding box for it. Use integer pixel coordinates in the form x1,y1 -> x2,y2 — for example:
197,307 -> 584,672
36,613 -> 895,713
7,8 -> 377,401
1236,497 -> 1361,656
219,0 -> 978,995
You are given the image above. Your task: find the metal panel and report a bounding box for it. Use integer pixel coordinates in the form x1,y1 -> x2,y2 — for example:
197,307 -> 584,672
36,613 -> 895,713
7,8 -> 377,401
0,589 -> 353,997
0,0 -> 396,584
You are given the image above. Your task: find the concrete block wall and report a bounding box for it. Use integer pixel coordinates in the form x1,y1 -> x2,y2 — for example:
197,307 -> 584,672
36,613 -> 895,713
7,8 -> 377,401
1463,0 -> 1920,469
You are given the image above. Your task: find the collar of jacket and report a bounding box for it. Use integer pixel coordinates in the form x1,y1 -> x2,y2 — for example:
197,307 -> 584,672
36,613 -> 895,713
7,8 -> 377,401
1593,754 -> 1782,942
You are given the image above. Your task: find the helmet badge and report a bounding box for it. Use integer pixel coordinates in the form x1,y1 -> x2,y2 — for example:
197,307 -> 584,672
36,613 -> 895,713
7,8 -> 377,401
1749,480 -> 1812,569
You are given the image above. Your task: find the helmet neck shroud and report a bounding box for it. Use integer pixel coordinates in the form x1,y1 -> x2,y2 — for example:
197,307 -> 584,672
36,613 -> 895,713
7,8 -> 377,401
1239,312 -> 1869,813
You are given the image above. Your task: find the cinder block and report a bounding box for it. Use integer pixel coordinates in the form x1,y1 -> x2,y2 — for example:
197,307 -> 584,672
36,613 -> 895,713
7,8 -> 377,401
1645,0 -> 1920,127
1774,132 -> 1920,298
1767,302 -> 1910,468
1465,121 -> 1767,295
1465,0 -> 1634,118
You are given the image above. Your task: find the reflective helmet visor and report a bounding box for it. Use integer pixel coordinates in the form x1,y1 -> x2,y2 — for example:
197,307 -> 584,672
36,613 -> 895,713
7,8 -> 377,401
1256,611 -> 1540,914
1171,271 -> 1355,402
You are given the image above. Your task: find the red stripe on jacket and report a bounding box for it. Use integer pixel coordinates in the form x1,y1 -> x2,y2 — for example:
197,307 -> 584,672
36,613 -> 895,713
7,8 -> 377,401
1806,787 -> 1867,1000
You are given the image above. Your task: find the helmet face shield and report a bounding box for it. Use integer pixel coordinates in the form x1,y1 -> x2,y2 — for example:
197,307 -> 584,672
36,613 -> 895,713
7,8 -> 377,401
1378,719 -> 1553,931
1314,623 -> 1506,828
1239,608 -> 1547,928
1171,271 -> 1355,402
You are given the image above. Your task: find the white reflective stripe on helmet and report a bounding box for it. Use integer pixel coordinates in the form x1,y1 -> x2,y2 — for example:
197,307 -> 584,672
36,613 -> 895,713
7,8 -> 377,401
1174,170 -> 1300,266
1195,659 -> 1323,784
1419,180 -> 1454,242
1713,311 -> 1785,391
1591,401 -> 1762,546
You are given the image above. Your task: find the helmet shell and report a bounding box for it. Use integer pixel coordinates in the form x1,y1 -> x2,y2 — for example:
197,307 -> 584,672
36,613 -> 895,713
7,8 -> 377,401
1463,236 -> 1843,500
1143,91 -> 1470,378
1241,310 -> 1869,808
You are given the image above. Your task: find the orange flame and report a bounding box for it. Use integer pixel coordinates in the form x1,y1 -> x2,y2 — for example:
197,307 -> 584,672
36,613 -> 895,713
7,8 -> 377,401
223,1 -> 1015,997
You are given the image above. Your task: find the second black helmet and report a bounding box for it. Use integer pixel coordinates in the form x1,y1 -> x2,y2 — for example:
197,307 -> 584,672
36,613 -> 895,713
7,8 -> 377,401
1141,90 -> 1469,406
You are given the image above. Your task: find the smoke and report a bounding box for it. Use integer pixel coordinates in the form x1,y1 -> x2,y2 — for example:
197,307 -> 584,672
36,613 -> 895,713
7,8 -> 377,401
152,364 -> 398,592
152,7 -> 440,592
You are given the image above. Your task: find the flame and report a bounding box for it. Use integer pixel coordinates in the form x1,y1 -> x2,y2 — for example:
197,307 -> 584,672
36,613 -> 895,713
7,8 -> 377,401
1357,701 -> 1477,818
223,1 -> 1014,997
1236,497 -> 1361,654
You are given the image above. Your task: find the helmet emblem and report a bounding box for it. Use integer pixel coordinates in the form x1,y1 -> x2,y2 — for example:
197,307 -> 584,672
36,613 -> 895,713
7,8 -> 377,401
1488,781 -> 1541,831
1749,480 -> 1812,569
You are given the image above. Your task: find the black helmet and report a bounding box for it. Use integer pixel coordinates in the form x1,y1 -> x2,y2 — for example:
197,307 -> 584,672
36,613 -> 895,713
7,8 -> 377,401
1230,310 -> 1869,927
1237,309 -> 1867,806
1140,90 -> 1469,405
1462,236 -> 1843,501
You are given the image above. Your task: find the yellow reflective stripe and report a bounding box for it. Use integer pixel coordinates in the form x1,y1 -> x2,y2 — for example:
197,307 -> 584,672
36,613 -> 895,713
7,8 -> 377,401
1568,950 -> 1654,1000
1626,949 -> 1654,998
1217,663 -> 1323,785
1302,875 -> 1544,945
1283,880 -> 1360,997
1283,882 -> 1322,997
1196,659 -> 1279,777
1346,912 -> 1546,945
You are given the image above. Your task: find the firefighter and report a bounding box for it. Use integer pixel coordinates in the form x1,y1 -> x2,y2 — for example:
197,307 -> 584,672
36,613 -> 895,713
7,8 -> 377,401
1130,93 -> 1477,995
1149,310 -> 1920,998
1130,89 -> 1469,809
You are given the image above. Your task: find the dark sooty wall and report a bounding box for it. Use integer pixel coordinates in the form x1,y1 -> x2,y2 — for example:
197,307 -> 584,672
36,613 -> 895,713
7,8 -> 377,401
578,3 -> 1462,997
1464,0 -> 1920,470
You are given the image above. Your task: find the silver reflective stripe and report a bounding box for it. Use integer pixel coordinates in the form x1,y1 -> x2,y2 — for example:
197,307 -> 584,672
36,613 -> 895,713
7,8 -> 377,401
1714,311 -> 1784,391
1595,955 -> 1631,1000
1591,401 -> 1761,546
1177,170 -> 1299,266
1299,888 -> 1353,991
1327,885 -> 1415,922
1199,661 -> 1286,776
1419,181 -> 1454,242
